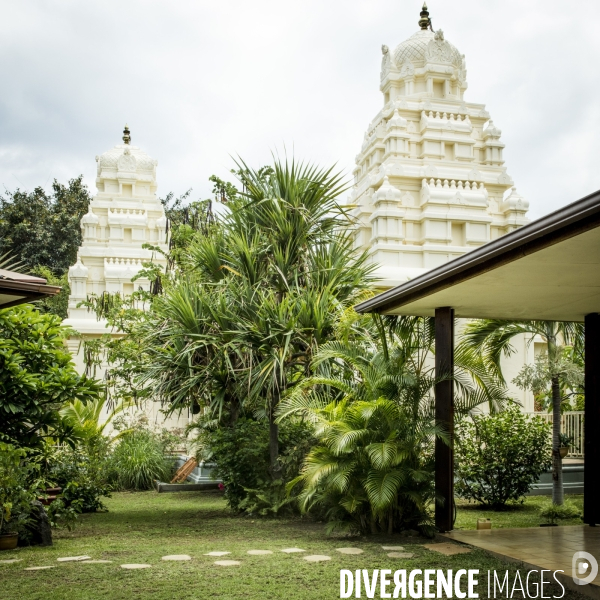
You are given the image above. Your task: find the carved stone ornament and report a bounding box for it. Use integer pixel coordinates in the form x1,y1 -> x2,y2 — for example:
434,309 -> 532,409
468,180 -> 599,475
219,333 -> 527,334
118,147 -> 137,172
400,60 -> 415,78
426,35 -> 455,64
381,44 -> 392,77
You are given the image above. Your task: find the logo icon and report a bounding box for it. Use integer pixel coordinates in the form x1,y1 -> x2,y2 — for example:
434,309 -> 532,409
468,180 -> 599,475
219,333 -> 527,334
572,551 -> 598,586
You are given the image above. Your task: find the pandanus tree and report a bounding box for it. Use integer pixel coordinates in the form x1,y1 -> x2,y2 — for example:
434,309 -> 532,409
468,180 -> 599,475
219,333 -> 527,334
459,320 -> 584,505
136,158 -> 374,476
277,313 -> 510,534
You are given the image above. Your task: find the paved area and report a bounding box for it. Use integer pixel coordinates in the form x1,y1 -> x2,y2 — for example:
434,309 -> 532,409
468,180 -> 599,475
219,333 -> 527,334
443,525 -> 600,599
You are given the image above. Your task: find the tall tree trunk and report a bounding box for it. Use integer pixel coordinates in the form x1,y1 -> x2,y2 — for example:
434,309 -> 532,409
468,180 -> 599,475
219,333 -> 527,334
269,395 -> 280,479
229,395 -> 239,425
551,374 -> 564,505
269,417 -> 280,477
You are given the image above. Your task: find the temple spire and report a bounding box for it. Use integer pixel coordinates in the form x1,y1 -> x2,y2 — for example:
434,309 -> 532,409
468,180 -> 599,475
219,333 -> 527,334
418,3 -> 432,30
122,124 -> 131,145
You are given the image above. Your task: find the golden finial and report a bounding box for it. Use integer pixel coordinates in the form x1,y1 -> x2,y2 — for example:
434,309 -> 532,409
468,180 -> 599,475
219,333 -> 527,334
122,124 -> 131,145
419,3 -> 432,30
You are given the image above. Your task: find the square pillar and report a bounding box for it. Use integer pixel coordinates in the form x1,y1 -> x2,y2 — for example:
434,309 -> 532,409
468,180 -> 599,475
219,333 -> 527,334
435,307 -> 454,532
584,313 -> 600,526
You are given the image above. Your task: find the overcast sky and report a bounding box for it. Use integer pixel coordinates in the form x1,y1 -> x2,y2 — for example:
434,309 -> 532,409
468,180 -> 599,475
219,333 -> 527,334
1,0 -> 599,219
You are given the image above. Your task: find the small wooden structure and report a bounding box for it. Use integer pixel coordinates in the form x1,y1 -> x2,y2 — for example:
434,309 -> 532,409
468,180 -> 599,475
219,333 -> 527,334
170,457 -> 198,483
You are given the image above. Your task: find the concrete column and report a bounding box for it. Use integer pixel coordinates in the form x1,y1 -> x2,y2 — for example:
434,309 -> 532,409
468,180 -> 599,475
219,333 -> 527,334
584,313 -> 600,526
435,307 -> 454,532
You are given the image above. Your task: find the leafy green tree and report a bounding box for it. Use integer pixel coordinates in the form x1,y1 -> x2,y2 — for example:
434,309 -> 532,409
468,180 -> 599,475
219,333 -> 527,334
0,304 -> 102,448
0,176 -> 91,275
30,266 -> 70,319
460,320 -> 584,505
455,406 -> 552,508
278,313 -> 510,534
0,177 -> 88,318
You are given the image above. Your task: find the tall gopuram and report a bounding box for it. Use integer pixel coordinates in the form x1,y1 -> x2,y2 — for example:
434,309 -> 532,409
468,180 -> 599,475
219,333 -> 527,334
350,4 -> 529,287
63,126 -> 168,336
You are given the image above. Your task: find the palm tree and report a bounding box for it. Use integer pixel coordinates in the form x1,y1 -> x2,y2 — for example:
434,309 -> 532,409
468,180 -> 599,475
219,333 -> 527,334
135,157 -> 375,476
278,313 -> 510,533
60,395 -> 134,447
460,320 -> 584,505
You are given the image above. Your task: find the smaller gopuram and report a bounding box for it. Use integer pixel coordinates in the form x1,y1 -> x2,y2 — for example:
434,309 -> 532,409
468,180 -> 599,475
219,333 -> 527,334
63,126 -> 168,337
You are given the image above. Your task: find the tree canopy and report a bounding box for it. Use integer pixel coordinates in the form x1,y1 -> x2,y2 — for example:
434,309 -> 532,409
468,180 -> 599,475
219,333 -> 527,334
0,176 -> 91,276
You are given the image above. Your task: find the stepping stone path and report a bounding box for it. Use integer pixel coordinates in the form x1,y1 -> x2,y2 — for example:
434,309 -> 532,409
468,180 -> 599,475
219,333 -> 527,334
303,555 -> 331,562
0,559 -> 21,564
204,551 -> 231,556
336,548 -> 363,555
24,566 -> 55,571
121,564 -> 152,569
387,552 -> 414,559
57,556 -> 91,562
81,560 -> 113,564
382,546 -> 405,551
280,548 -> 305,553
214,560 -> 241,566
422,543 -> 471,556
247,550 -> 273,555
162,555 -> 191,561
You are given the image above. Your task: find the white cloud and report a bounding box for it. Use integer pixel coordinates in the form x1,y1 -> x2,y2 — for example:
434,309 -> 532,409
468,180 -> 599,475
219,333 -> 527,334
1,0 -> 599,218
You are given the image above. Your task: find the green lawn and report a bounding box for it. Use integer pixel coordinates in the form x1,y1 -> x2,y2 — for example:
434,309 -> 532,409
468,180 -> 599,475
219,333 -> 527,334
455,495 -> 584,530
0,491 -> 586,599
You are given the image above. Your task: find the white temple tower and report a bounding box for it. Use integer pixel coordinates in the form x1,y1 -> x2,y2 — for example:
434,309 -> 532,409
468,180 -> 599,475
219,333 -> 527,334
64,126 -> 168,335
351,5 -> 537,412
63,127 -> 187,429
350,4 -> 529,288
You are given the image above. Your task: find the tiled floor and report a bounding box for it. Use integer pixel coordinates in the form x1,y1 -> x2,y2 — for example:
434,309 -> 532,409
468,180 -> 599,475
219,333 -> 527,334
442,526 -> 600,599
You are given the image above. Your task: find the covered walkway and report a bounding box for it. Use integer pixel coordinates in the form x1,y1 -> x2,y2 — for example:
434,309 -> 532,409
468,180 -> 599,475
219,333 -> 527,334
443,526 -> 600,598
356,189 -> 600,537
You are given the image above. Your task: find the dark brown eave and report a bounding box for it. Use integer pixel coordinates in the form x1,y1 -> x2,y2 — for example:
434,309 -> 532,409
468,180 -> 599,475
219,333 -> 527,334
355,188 -> 600,315
0,277 -> 61,309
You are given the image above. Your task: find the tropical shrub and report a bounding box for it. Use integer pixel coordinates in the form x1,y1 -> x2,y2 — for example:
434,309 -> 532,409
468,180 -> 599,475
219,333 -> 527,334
0,305 -> 101,448
60,396 -> 134,446
455,405 -> 552,508
279,314 -> 508,535
194,417 -> 314,513
45,444 -> 112,513
110,429 -> 175,490
289,398 -> 438,535
0,443 -> 36,536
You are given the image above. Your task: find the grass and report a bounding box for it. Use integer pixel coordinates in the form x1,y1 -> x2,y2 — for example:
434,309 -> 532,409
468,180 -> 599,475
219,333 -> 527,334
455,495 -> 584,530
0,491 -> 587,600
